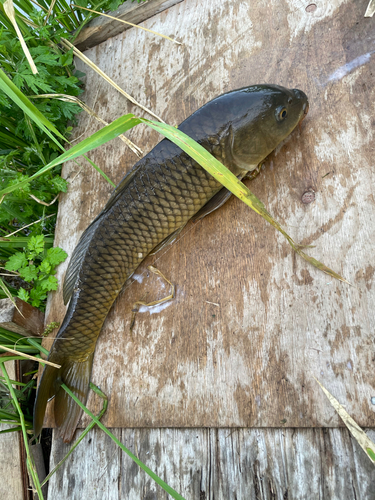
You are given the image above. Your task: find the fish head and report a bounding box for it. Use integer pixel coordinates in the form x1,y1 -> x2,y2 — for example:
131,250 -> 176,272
229,84 -> 309,170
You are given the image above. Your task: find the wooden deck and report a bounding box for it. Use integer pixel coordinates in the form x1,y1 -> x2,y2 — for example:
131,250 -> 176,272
38,0 -> 375,497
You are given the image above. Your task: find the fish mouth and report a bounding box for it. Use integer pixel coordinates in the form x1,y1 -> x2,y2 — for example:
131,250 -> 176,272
300,101 -> 309,124
291,89 -> 309,130
292,88 -> 309,123
298,101 -> 309,130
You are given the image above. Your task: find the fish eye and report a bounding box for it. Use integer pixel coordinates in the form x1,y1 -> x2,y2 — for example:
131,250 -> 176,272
276,106 -> 288,122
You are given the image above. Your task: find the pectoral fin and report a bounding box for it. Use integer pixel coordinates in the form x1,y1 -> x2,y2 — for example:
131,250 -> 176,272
190,170 -> 247,222
191,187 -> 234,222
150,225 -> 186,255
191,167 -> 264,222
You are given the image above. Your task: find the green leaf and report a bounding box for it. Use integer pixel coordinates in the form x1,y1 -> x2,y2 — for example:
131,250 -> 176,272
0,68 -> 65,149
45,247 -> 68,266
38,275 -> 58,291
5,252 -> 28,272
60,48 -> 73,67
49,175 -> 68,193
27,235 -> 44,255
38,259 -> 51,275
19,264 -> 38,282
29,288 -> 46,307
367,448 -> 375,461
17,288 -> 29,302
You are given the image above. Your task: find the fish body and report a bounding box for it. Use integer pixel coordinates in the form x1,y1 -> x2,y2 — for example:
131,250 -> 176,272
34,85 -> 308,442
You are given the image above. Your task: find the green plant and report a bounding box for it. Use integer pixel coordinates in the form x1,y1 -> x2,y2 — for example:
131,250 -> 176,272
4,234 -> 67,308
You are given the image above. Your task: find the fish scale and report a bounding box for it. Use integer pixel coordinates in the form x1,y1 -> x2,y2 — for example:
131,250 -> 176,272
55,148 -> 223,355
34,84 -> 308,442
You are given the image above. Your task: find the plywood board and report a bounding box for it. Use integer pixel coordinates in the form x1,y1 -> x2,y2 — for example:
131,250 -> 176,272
44,0 -> 375,428
47,427 -> 375,499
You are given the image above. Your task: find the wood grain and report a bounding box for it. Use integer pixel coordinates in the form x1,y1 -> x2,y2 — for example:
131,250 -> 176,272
43,0 -> 375,428
47,427 -> 375,499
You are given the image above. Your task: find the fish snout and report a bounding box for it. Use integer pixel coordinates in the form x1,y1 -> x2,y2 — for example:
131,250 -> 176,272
292,88 -> 309,110
292,88 -> 309,120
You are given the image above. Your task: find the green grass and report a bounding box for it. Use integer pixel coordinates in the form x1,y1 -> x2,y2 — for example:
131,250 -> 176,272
0,1 -> 144,304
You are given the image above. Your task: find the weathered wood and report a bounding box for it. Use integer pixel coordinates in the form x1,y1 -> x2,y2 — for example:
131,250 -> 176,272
74,0 -> 183,51
0,298 -> 45,337
44,0 -> 375,430
47,427 -> 375,499
0,361 -> 25,500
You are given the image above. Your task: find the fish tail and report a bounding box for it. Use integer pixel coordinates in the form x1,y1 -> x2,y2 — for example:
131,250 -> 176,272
34,352 -> 94,443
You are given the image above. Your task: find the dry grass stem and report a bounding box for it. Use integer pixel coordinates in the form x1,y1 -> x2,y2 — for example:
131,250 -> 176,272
2,213 -> 55,238
315,377 -> 375,464
44,0 -> 57,26
32,93 -> 143,156
60,38 -> 165,123
29,193 -> 59,206
365,0 -> 375,16
4,0 -> 38,74
72,4 -> 182,45
130,265 -> 175,331
0,345 -> 61,368
30,0 -> 48,12
0,278 -> 23,317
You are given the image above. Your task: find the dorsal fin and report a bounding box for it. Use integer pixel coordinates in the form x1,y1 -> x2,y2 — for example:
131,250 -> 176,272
62,217 -> 101,304
101,162 -> 144,215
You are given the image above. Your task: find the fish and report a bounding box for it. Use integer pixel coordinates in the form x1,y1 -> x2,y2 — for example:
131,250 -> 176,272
33,84 -> 309,442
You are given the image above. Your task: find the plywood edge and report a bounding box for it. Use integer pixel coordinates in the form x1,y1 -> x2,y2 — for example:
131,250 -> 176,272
74,0 -> 183,51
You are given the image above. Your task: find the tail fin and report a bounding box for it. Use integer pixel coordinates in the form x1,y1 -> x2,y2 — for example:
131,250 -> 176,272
34,353 -> 94,443
33,353 -> 62,439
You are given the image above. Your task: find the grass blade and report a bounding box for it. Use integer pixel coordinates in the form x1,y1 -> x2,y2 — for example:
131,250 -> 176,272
3,0 -> 38,74
0,114 -> 141,197
141,119 -> 350,284
0,345 -> 61,367
41,382 -> 108,486
365,0 -> 375,17
0,68 -> 65,150
315,377 -> 375,464
61,383 -> 186,500
60,38 -> 165,123
31,93 -> 143,157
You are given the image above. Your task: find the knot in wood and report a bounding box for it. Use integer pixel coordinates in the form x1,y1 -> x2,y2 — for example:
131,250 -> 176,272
301,190 -> 315,204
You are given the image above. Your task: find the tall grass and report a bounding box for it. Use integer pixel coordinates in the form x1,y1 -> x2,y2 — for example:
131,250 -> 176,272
0,1 -> 148,303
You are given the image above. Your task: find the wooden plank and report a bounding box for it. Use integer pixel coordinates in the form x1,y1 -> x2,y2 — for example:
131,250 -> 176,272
0,362 -> 25,500
43,0 -> 375,428
0,298 -> 45,337
47,427 -> 375,499
74,0 -> 183,51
